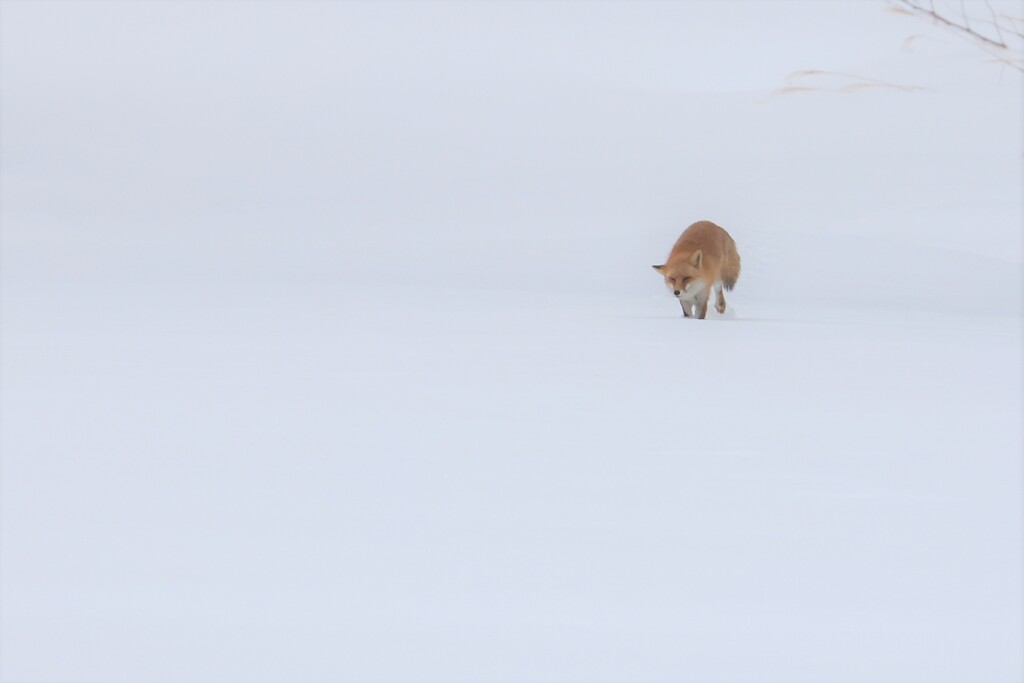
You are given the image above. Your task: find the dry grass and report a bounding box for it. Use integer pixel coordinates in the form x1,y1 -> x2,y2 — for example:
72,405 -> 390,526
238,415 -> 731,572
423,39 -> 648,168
770,69 -> 927,98
890,0 -> 1024,72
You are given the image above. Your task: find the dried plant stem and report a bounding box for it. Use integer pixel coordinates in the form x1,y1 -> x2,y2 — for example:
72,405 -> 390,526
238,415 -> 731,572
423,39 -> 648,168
892,0 -> 1024,72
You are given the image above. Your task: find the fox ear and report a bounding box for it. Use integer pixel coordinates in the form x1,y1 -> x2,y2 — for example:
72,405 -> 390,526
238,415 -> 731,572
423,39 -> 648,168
652,264 -> 665,274
690,250 -> 702,268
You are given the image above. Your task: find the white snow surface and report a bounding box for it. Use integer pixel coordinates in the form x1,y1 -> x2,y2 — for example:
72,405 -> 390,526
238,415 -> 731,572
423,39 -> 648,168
2,2 -> 1022,682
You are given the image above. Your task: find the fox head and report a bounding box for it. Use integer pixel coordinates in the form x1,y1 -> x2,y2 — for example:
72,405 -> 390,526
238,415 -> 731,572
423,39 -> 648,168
652,250 -> 703,298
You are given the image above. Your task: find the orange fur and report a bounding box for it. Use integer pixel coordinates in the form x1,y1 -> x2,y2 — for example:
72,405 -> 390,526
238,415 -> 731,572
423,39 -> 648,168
652,221 -> 741,319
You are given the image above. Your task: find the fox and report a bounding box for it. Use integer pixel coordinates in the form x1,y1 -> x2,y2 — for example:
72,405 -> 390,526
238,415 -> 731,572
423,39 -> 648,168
652,220 -> 741,319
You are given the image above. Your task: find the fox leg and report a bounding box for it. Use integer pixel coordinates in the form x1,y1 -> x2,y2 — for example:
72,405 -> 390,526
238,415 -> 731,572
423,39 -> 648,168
695,291 -> 710,319
696,300 -> 709,319
679,299 -> 692,317
714,284 -> 726,314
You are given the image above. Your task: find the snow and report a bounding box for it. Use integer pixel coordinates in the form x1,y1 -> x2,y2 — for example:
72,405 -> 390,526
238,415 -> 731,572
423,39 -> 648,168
2,2 -> 1022,682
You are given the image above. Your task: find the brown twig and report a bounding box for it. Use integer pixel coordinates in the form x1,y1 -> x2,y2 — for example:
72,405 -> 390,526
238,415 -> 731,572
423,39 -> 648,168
895,0 -> 1006,48
984,0 -> 1006,45
892,0 -> 1024,72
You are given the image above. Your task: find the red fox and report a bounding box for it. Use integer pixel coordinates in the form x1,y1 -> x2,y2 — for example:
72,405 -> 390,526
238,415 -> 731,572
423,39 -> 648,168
653,221 -> 741,319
